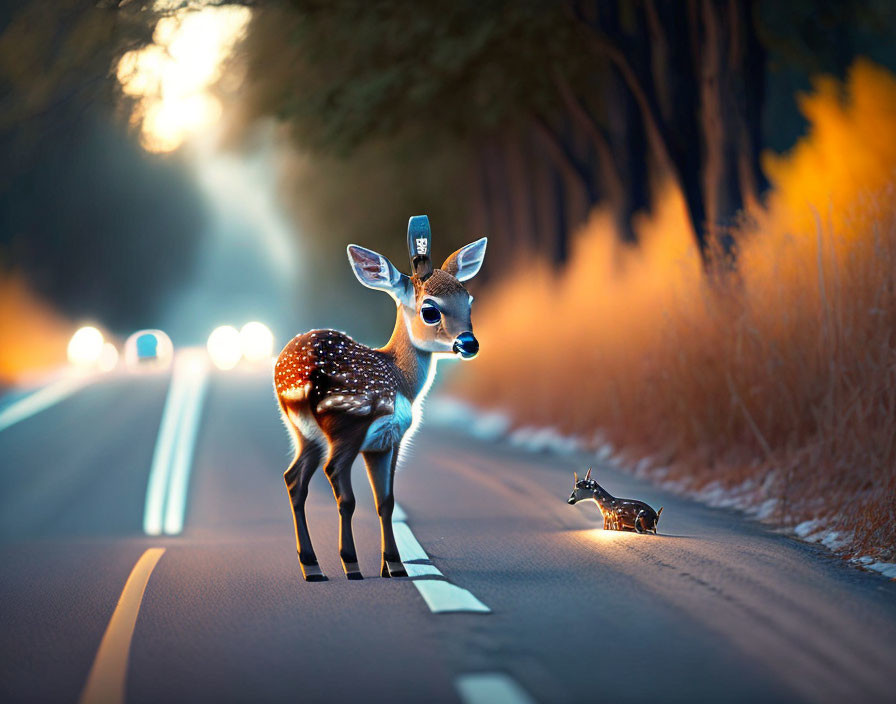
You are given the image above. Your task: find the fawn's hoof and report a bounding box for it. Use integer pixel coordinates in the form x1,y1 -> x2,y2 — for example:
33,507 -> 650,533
386,560 -> 407,578
342,561 -> 363,580
301,562 -> 327,582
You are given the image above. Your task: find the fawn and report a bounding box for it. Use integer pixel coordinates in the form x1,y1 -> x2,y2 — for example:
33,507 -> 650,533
568,468 -> 663,533
274,215 -> 487,581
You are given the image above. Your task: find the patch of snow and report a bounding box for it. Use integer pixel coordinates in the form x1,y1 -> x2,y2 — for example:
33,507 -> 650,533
755,498 -> 778,520
794,519 -> 823,538
508,426 -> 580,455
426,398 -> 511,442
609,452 -> 627,468
694,479 -> 754,510
633,457 -> 653,477
425,397 -> 475,429
819,531 -> 850,551
595,444 -> 614,462
660,477 -> 693,494
792,520 -> 854,552
868,562 -> 896,579
471,412 -> 511,441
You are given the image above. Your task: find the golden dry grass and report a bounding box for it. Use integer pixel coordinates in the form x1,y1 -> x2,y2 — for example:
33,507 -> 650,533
450,60 -> 896,560
0,273 -> 70,385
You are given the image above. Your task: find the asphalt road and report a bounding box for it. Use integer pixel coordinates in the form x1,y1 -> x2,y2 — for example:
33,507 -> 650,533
2,366 -> 895,704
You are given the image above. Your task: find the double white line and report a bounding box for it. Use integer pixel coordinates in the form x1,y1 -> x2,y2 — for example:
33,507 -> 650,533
82,352 -> 209,702
143,351 -> 209,536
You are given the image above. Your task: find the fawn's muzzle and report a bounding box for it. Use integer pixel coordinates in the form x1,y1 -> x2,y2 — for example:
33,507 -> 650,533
453,332 -> 479,359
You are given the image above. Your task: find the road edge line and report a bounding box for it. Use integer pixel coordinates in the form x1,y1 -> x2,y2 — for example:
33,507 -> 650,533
0,375 -> 91,433
79,547 -> 166,704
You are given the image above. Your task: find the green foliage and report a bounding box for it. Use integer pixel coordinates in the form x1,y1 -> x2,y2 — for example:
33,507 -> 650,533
0,0 -> 205,332
246,0 -> 575,155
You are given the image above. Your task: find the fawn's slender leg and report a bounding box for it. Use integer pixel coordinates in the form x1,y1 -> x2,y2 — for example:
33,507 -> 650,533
363,445 -> 406,578
321,428 -> 366,580
284,439 -> 325,582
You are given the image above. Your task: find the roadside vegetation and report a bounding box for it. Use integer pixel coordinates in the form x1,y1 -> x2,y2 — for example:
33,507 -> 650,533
3,2 -> 895,563
449,61 -> 896,562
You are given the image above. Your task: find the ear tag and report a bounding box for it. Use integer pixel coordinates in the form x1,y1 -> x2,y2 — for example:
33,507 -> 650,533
407,215 -> 433,281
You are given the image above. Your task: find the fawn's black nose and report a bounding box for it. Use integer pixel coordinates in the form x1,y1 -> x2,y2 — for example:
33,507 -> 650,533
453,332 -> 479,359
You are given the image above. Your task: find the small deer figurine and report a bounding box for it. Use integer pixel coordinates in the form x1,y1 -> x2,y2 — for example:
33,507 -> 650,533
274,215 -> 487,581
568,468 -> 663,534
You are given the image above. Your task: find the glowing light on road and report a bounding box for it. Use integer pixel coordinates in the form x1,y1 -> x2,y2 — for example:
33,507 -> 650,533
207,325 -> 242,370
67,326 -> 105,367
124,330 -> 174,370
98,342 -> 120,372
239,321 -> 274,363
116,2 -> 252,153
576,527 -> 637,546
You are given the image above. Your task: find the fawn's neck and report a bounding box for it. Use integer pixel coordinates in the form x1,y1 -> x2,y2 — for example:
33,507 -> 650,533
379,307 -> 433,400
591,485 -> 614,504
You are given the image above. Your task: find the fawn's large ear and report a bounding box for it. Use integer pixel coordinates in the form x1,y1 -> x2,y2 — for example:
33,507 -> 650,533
346,245 -> 412,304
441,237 -> 487,282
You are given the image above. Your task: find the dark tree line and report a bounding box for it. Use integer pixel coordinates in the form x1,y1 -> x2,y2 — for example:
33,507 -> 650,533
0,0 -> 207,330
3,0 -> 896,331
243,0 -> 896,274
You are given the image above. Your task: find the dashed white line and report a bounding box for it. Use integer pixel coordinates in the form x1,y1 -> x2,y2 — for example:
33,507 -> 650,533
455,673 -> 537,704
392,502 -> 490,614
143,352 -> 209,536
0,374 -> 92,433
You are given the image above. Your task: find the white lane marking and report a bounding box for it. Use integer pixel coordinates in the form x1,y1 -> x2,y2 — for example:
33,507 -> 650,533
0,374 -> 91,433
392,502 -> 490,614
412,579 -> 491,614
403,562 -> 443,578
143,352 -> 209,536
79,547 -> 166,704
162,359 -> 209,535
392,502 -> 408,522
455,673 -> 537,704
393,521 -> 429,561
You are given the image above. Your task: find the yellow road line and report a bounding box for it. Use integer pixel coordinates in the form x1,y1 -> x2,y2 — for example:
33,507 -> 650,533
79,548 -> 166,704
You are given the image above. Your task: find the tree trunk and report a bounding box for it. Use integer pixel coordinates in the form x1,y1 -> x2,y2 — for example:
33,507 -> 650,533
604,63 -> 649,245
699,0 -> 745,263
575,0 -> 768,271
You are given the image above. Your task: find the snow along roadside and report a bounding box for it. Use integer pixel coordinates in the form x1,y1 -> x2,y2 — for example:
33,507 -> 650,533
424,396 -> 896,581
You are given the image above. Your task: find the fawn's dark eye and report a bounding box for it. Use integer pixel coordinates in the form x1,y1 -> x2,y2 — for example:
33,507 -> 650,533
420,301 -> 441,325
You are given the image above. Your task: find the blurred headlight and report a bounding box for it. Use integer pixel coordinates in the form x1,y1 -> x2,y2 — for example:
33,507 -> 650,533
67,326 -> 104,367
207,325 -> 241,370
98,342 -> 119,372
239,321 -> 274,364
